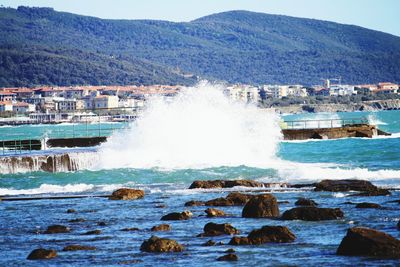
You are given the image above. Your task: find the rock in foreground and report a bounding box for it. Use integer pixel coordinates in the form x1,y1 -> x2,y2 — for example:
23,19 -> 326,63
217,253 -> 238,261
205,208 -> 225,217
189,179 -> 266,189
44,225 -> 70,234
161,211 -> 192,220
337,227 -> 400,258
281,207 -> 343,221
229,226 -> 296,245
199,222 -> 239,237
109,188 -> 145,200
140,236 -> 184,253
27,248 -> 57,260
242,194 -> 279,218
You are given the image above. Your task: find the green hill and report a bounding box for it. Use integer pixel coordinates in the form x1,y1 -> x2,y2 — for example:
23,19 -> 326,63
1,6 -> 399,87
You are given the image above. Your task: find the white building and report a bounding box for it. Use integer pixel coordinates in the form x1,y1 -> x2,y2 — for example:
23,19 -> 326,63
55,99 -> 85,111
329,85 -> 356,96
92,95 -> 119,109
0,101 -> 13,112
225,85 -> 260,104
12,102 -> 35,113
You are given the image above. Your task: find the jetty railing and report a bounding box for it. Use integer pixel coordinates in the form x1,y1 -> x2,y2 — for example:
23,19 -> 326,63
282,117 -> 369,130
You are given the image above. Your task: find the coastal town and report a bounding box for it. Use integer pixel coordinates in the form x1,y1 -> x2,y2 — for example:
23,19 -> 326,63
0,80 -> 399,124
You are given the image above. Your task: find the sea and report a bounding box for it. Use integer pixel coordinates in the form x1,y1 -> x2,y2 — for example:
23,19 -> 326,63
0,83 -> 399,266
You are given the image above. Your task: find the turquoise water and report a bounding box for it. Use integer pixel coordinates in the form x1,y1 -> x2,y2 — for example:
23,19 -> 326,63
0,110 -> 399,266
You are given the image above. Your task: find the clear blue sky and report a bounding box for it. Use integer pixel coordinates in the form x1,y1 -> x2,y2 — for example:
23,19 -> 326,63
1,0 -> 399,36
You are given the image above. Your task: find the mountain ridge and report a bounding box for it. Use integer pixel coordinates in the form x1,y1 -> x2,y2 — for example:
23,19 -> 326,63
0,6 -> 399,87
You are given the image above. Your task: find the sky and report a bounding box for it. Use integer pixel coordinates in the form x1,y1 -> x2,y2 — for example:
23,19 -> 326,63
1,0 -> 399,36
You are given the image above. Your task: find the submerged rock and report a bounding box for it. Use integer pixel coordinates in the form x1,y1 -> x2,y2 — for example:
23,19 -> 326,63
189,179 -> 265,189
295,198 -> 318,207
355,202 -> 382,209
337,227 -> 400,258
184,200 -> 205,207
217,253 -> 238,261
199,222 -> 239,237
121,227 -> 140,231
63,244 -> 96,251
151,224 -> 171,232
27,248 -> 57,260
66,209 -> 76,213
140,236 -> 184,252
242,194 -> 279,218
82,230 -> 101,235
202,240 -> 216,246
281,207 -> 343,221
68,218 -> 86,223
205,208 -> 226,217
229,226 -> 295,245
109,188 -> 145,200
161,211 -> 192,221
44,225 -> 70,234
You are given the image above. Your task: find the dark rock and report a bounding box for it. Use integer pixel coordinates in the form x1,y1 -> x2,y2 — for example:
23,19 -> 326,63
151,224 -> 171,232
63,244 -> 96,251
314,179 -> 377,192
337,227 -> 400,258
189,179 -> 265,189
225,192 -> 253,205
314,179 -> 390,196
184,200 -> 205,207
217,253 -> 238,261
83,230 -> 101,235
161,211 -> 192,221
68,218 -> 86,223
281,207 -> 344,221
278,201 -> 290,204
44,225 -> 70,234
66,209 -> 76,213
27,248 -> 57,260
118,260 -> 143,265
290,183 -> 317,188
202,240 -> 216,246
205,197 -> 234,206
229,226 -> 295,245
242,194 -> 279,218
199,222 -> 239,237
140,236 -> 184,252
295,198 -> 318,207
109,188 -> 145,200
225,248 -> 235,253
355,202 -> 382,209
397,221 -> 400,230
121,227 -> 140,231
155,204 -> 166,208
97,221 -> 107,226
205,208 -> 225,217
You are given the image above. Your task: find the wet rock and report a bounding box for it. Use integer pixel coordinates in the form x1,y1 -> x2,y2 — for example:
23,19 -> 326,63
225,192 -> 253,205
229,226 -> 295,245
189,179 -> 265,189
121,227 -> 140,231
205,208 -> 225,217
109,188 -> 145,200
66,209 -> 76,213
337,227 -> 400,258
118,260 -> 143,265
278,201 -> 290,204
68,218 -> 86,223
314,179 -> 390,196
397,221 -> 400,230
140,236 -> 184,253
155,204 -> 166,208
27,248 -> 57,260
351,189 -> 391,197
184,200 -> 205,207
295,198 -> 318,207
44,225 -> 70,234
281,207 -> 343,221
225,248 -> 235,253
63,244 -> 96,251
83,230 -> 101,235
161,211 -> 192,221
242,194 -> 279,218
314,179 -> 377,192
202,240 -> 216,246
205,197 -> 234,206
97,221 -> 107,226
217,253 -> 238,261
199,222 -> 239,237
151,224 -> 171,232
355,202 -> 382,209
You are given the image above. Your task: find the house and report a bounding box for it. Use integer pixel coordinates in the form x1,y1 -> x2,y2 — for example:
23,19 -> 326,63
0,92 -> 16,102
55,99 -> 85,111
12,102 -> 35,113
93,95 -> 119,109
0,101 -> 13,112
375,82 -> 399,94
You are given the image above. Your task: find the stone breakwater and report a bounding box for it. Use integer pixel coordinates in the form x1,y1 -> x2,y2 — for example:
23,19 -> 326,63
274,99 -> 400,114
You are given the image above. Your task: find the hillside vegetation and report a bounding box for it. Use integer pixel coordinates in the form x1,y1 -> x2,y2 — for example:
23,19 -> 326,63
1,7 -> 400,87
